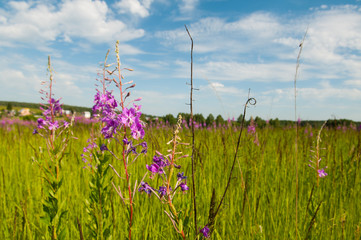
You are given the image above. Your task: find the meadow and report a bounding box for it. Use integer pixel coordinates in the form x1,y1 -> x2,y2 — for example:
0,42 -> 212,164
1,39 -> 360,240
1,118 -> 360,239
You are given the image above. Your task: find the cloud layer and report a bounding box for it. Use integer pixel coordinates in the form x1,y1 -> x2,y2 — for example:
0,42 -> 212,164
0,0 -> 145,48
0,1 -> 360,120
153,5 -> 361,120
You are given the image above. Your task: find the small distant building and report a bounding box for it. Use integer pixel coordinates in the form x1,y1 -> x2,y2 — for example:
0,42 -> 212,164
19,108 -> 31,116
8,110 -> 16,117
83,111 -> 91,119
64,110 -> 72,116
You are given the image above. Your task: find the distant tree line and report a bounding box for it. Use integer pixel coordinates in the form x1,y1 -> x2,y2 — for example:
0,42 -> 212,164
158,113 -> 361,129
1,101 -> 360,128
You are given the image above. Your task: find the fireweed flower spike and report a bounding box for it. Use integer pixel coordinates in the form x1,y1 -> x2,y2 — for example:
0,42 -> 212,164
32,56 -> 74,238
140,115 -> 189,239
86,41 -> 147,240
247,117 -> 259,146
308,121 -> 328,186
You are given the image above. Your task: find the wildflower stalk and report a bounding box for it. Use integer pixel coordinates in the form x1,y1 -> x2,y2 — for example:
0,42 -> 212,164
140,115 -> 188,239
167,117 -> 186,239
315,121 -> 327,186
90,41 -> 146,240
115,41 -> 134,240
308,121 -> 328,186
81,50 -> 114,240
32,56 -> 74,239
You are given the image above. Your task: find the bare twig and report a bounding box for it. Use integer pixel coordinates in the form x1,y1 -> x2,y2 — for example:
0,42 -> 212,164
209,97 -> 256,230
304,201 -> 323,240
294,28 -> 308,239
185,24 -> 198,234
77,217 -> 84,240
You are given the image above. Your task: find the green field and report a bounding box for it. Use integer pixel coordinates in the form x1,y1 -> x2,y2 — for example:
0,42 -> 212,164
0,120 -> 360,239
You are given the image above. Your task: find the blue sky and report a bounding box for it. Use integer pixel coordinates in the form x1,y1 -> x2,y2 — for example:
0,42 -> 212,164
1,0 -> 361,121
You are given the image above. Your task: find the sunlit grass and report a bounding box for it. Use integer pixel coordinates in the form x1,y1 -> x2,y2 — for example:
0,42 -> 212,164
0,122 -> 360,239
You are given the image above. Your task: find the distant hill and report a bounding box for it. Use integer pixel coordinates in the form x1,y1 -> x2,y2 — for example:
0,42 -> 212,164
0,100 -> 92,113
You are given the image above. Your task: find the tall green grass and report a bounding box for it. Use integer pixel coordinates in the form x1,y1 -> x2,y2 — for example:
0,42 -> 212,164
0,122 -> 360,239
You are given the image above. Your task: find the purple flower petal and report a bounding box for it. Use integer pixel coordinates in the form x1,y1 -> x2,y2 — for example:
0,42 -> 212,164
318,168 -> 328,178
200,225 -> 210,238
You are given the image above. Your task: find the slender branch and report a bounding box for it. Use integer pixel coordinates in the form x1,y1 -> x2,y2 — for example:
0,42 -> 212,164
294,28 -> 308,239
212,97 -> 256,221
184,24 -> 198,235
304,201 -> 323,240
77,217 -> 84,240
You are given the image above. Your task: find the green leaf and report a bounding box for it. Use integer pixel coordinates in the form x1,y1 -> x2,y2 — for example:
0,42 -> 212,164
40,215 -> 51,226
57,227 -> 68,240
58,177 -> 64,189
178,219 -> 183,233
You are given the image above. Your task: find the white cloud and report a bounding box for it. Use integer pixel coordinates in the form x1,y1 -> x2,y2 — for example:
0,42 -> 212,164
0,15 -> 7,24
344,79 -> 361,87
298,86 -> 361,100
178,0 -> 198,13
0,53 -> 97,106
206,82 -> 242,95
156,5 -> 361,88
133,90 -> 189,115
304,5 -> 361,64
195,61 -> 296,82
264,84 -> 361,102
55,72 -> 84,97
0,0 -> 145,49
225,12 -> 282,38
115,0 -> 153,18
0,67 -> 42,101
8,1 -> 31,11
156,13 -> 284,54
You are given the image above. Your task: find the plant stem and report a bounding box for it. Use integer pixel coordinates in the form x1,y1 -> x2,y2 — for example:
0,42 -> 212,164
115,40 -> 133,240
294,28 -> 307,239
47,56 -> 55,150
213,97 -> 256,221
185,24 -> 198,235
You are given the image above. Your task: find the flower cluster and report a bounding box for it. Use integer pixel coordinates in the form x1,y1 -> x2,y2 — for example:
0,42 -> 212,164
247,119 -> 256,134
140,152 -> 189,198
92,90 -> 145,140
34,98 -> 69,134
138,182 -> 153,195
81,138 -> 109,169
146,153 -> 170,176
123,137 -> 148,155
140,116 -> 189,200
247,118 -> 259,146
308,159 -> 328,178
138,172 -> 189,198
308,121 -> 328,183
